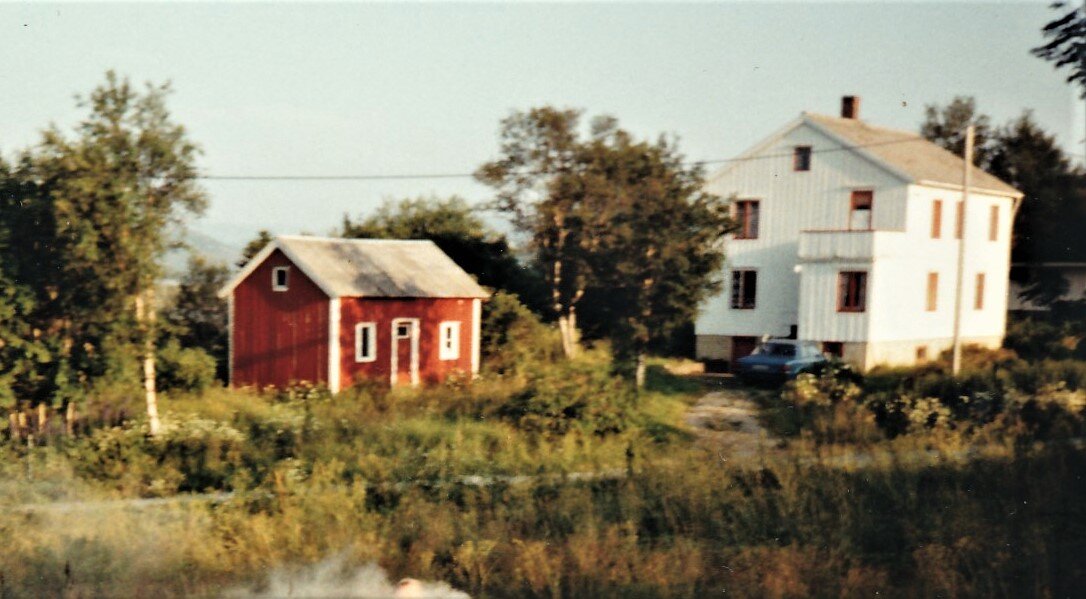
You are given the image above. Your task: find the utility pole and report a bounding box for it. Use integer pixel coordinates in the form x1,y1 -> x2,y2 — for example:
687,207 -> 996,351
951,125 -> 974,376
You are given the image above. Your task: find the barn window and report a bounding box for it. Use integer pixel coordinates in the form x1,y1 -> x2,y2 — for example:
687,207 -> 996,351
849,191 -> 873,230
975,273 -> 986,310
989,205 -> 999,241
272,267 -> 290,291
355,322 -> 377,362
793,146 -> 812,171
439,322 -> 460,361
730,270 -> 757,309
734,200 -> 760,239
837,271 -> 867,312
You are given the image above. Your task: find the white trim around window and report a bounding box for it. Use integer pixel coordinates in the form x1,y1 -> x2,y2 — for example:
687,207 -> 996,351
272,266 -> 290,291
355,322 -> 377,362
439,321 -> 460,361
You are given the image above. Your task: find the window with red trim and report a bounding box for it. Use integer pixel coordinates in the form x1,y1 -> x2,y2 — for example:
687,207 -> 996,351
849,191 -> 873,230
734,200 -> 760,239
837,271 -> 867,312
730,270 -> 757,309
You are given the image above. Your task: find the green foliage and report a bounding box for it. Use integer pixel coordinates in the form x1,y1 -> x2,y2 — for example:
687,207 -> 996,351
155,339 -> 216,393
476,107 -> 731,368
342,196 -> 548,314
0,72 -> 206,403
163,256 -> 229,380
499,359 -> 636,437
1033,2 -> 1086,98
480,290 -> 561,373
237,229 -> 273,268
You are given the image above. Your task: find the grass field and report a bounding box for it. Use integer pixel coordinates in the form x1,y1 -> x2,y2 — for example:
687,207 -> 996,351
2,352 -> 1085,597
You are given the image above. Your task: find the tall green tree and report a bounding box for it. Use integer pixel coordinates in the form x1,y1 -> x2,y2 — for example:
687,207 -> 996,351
919,96 -> 996,168
476,108 -> 618,357
578,123 -> 731,384
163,256 -> 230,381
341,196 -> 547,313
477,107 -> 731,379
23,72 -> 206,433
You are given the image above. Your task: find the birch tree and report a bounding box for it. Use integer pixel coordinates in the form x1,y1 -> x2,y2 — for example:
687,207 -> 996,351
28,72 -> 206,434
476,108 -> 597,357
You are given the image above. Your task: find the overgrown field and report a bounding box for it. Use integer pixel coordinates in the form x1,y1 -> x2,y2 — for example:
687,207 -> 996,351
2,349 -> 1086,597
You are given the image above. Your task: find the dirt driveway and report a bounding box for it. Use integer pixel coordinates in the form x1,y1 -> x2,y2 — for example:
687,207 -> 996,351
684,378 -> 778,459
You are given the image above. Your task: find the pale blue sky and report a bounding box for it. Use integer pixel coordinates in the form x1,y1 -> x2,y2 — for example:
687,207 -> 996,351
1,2 -> 1079,246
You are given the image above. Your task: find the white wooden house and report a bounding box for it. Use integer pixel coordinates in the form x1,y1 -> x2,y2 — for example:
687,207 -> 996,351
695,97 -> 1023,371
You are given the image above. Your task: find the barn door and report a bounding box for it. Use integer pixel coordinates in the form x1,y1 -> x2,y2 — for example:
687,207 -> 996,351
390,318 -> 420,386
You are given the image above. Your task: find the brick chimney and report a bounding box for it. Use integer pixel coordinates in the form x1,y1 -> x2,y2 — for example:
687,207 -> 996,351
841,96 -> 860,120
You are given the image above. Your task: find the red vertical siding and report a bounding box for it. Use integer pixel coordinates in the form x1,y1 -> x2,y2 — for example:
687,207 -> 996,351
338,297 -> 475,386
232,249 -> 329,388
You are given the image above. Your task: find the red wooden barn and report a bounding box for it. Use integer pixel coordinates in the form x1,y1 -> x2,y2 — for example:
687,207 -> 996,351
218,235 -> 489,391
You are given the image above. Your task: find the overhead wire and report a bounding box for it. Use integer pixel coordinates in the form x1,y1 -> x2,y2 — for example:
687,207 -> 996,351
195,136 -> 929,182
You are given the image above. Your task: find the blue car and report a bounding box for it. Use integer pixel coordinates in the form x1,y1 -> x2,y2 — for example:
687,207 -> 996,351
735,339 -> 828,383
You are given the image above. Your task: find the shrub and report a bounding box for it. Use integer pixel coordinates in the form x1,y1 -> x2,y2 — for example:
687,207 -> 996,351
499,360 -> 636,437
156,340 -> 216,393
480,291 -> 562,374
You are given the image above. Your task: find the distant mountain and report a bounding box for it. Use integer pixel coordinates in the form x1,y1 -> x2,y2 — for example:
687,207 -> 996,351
163,229 -> 243,278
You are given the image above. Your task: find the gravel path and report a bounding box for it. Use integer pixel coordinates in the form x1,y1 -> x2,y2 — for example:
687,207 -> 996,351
684,383 -> 777,459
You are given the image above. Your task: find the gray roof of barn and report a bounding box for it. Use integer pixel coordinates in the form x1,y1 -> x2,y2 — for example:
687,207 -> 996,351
219,235 -> 489,299
804,113 -> 1021,197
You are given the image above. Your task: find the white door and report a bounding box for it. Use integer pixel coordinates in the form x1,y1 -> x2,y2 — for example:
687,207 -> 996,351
390,318 -> 420,386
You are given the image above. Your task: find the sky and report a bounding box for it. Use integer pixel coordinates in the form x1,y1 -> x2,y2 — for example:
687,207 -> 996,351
1,2 -> 1080,248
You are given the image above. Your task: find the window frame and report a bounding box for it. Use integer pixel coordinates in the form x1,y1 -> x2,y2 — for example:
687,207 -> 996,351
734,200 -> 760,240
848,190 -> 874,231
926,272 -> 939,312
354,322 -> 377,363
729,270 -> 757,310
793,146 -> 812,172
272,266 -> 290,292
438,321 -> 461,361
931,199 -> 943,239
836,271 -> 868,313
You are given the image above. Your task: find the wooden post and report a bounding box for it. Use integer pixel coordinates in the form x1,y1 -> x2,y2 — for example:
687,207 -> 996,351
951,125 -> 974,376
37,403 -> 47,435
66,401 -> 76,436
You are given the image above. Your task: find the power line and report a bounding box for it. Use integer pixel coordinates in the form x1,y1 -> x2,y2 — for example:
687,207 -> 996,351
196,136 -> 928,182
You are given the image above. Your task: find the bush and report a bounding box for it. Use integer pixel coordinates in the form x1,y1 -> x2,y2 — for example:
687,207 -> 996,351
499,359 -> 636,437
480,291 -> 562,374
156,340 -> 216,393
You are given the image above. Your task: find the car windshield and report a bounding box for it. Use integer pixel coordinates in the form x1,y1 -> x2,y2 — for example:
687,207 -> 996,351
755,342 -> 796,357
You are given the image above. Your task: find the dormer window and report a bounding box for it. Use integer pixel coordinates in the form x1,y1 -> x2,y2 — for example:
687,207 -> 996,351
793,146 -> 811,171
272,266 -> 290,291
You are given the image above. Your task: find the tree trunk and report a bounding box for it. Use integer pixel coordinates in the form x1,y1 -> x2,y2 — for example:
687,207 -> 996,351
634,353 -> 646,389
135,290 -> 161,436
557,309 -> 580,358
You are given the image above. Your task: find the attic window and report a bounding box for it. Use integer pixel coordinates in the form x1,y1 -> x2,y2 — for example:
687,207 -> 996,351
793,146 -> 812,171
272,267 -> 290,292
